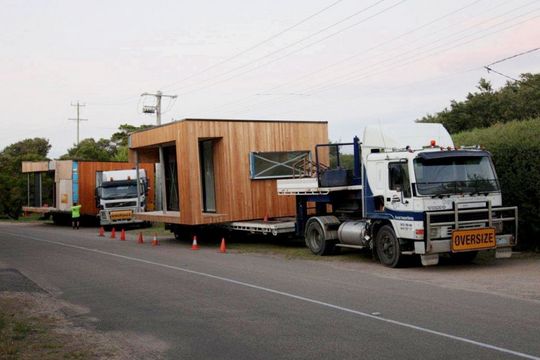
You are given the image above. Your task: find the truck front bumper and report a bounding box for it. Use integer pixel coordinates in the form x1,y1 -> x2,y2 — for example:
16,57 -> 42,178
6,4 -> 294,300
419,234 -> 514,254
99,208 -> 143,225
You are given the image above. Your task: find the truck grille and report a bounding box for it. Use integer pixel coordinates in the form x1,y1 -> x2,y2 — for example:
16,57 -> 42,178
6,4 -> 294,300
105,201 -> 137,209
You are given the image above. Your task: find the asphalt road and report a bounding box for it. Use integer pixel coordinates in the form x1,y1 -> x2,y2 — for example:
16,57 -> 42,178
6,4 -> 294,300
1,222 -> 539,360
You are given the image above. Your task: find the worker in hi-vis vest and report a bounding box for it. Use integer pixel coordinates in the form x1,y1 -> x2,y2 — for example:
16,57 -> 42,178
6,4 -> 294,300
71,202 -> 82,230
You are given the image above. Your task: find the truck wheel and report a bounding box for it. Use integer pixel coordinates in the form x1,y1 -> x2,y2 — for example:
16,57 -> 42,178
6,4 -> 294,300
305,220 -> 335,256
449,251 -> 478,264
376,225 -> 402,268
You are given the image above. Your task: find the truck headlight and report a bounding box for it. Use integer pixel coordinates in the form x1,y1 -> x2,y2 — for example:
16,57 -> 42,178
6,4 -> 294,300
429,227 -> 441,239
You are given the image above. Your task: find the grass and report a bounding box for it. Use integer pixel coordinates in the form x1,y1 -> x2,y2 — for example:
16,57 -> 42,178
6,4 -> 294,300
0,213 -> 50,223
0,295 -> 120,359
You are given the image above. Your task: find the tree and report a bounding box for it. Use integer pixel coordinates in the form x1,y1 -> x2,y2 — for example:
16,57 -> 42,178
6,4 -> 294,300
60,138 -> 115,161
417,73 -> 540,133
60,124 -> 153,162
0,138 -> 51,219
111,124 -> 154,147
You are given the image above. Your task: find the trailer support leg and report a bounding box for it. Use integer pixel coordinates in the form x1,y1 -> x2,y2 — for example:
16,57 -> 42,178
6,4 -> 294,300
295,197 -> 308,237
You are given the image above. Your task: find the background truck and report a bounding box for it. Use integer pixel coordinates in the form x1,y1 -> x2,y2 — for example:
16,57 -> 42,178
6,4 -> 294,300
22,160 -> 155,226
96,169 -> 150,226
230,123 -> 518,267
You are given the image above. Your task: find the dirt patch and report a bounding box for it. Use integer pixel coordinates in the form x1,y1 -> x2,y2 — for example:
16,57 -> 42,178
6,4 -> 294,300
325,251 -> 540,303
0,292 -> 167,359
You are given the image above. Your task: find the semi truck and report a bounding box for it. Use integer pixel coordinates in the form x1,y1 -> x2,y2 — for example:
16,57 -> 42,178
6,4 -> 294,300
229,123 -> 518,267
22,160 -> 155,226
96,169 -> 150,226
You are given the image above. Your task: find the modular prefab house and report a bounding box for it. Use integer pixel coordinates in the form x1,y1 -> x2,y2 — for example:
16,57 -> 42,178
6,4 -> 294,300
128,119 -> 328,226
22,160 -> 155,221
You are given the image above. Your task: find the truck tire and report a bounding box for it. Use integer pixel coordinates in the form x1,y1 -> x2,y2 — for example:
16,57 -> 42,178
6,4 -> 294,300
375,225 -> 403,268
305,220 -> 335,256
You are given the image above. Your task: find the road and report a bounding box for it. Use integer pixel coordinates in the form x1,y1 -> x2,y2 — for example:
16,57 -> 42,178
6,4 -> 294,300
0,222 -> 539,359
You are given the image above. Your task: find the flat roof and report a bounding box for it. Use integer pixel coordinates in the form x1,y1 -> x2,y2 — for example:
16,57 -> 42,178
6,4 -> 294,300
129,118 -> 328,135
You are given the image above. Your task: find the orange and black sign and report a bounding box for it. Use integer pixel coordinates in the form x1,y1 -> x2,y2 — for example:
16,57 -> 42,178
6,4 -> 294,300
451,228 -> 496,252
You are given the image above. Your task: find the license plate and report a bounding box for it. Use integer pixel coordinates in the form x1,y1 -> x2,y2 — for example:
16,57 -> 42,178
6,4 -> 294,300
110,210 -> 133,220
451,228 -> 496,252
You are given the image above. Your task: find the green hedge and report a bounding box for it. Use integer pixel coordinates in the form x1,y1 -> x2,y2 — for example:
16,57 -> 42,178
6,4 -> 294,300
453,118 -> 540,250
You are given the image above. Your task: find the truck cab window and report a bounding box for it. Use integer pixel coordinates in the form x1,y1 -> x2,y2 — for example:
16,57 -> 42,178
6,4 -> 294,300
389,162 -> 411,198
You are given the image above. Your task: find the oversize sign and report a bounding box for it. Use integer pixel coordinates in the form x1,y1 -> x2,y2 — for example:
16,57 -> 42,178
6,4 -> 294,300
110,210 -> 133,221
451,228 -> 496,252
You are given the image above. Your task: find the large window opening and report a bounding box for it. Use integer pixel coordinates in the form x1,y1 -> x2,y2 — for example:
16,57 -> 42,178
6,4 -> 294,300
199,140 -> 216,213
250,151 -> 310,179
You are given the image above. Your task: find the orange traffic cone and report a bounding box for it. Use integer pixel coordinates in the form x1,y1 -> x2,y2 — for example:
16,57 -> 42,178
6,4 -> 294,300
137,232 -> 144,244
191,235 -> 199,250
120,229 -> 126,241
110,228 -> 116,239
151,233 -> 159,246
219,238 -> 226,253
98,227 -> 105,237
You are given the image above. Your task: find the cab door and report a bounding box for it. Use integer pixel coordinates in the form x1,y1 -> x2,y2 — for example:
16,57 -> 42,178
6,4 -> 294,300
385,161 -> 413,213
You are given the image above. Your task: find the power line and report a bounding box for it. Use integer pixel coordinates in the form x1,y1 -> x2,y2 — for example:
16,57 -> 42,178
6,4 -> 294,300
487,46 -> 540,67
84,0 -> 347,108
218,1 -> 536,116
174,0 -> 407,97
484,67 -> 540,90
170,0 -> 393,95
227,8 -> 540,117
160,0 -> 346,91
202,0 -> 488,115
302,7 -> 540,95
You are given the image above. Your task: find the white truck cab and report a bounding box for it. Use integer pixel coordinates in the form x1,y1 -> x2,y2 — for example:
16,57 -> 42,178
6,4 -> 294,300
96,169 -> 148,226
274,123 -> 517,267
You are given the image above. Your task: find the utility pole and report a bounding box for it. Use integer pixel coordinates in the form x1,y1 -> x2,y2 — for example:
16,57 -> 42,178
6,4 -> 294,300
68,102 -> 88,145
140,90 -> 177,125
140,90 -> 177,213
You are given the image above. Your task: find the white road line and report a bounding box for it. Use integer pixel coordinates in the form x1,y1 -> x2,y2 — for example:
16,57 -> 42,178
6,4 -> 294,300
4,231 -> 540,360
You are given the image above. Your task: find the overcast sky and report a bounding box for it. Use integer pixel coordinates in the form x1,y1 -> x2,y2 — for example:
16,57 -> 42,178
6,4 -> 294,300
1,0 -> 539,158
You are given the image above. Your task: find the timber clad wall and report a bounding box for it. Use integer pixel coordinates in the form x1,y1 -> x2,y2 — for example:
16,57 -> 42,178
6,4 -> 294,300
129,119 -> 328,225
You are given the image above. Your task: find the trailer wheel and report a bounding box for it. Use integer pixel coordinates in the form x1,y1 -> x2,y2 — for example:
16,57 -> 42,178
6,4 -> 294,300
375,225 -> 402,268
305,220 -> 335,256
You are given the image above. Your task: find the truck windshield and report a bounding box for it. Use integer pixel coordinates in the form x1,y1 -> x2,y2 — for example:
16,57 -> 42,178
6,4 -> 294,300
101,184 -> 139,200
413,155 -> 499,196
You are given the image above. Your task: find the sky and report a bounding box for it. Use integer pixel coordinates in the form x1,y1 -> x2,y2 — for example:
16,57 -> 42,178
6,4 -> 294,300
0,0 -> 539,158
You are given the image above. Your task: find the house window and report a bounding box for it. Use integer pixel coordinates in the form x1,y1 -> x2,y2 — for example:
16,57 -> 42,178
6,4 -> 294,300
250,151 -> 310,179
199,140 -> 216,213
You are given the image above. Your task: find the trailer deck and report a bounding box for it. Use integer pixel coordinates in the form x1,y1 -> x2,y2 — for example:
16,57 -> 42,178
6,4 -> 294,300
277,178 -> 362,195
229,218 -> 296,236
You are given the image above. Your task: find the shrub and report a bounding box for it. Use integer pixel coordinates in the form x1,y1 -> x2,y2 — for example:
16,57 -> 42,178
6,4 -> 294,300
453,118 -> 540,250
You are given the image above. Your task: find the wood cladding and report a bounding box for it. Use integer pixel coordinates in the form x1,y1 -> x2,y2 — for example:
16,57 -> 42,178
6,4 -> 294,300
129,119 -> 329,225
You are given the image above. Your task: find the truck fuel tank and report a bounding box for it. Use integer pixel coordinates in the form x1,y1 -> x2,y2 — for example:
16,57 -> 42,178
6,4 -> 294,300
338,220 -> 369,246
